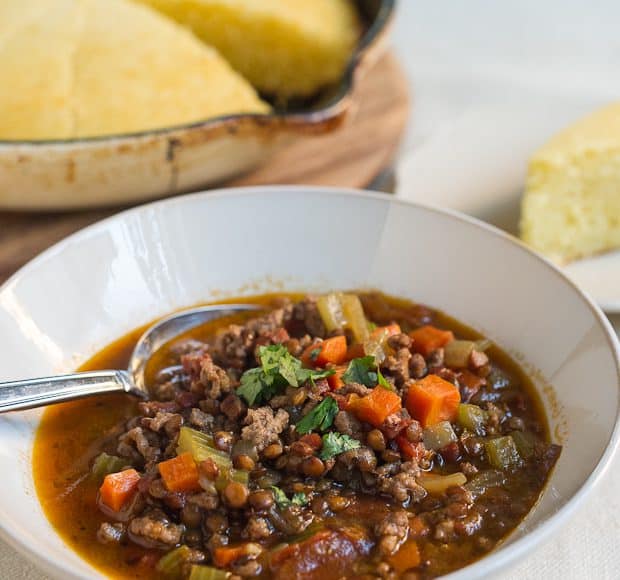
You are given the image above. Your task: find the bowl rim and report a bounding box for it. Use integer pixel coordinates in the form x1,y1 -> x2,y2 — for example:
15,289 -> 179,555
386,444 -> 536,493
0,185 -> 618,580
0,0 -> 396,147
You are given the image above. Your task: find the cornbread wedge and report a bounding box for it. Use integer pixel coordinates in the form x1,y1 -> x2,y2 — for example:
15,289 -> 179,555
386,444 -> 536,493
0,0 -> 269,140
520,103 -> 620,263
135,0 -> 361,98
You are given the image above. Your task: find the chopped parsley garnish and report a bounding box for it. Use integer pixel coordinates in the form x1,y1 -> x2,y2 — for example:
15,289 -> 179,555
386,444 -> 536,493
271,486 -> 309,508
237,345 -> 334,406
342,355 -> 379,387
296,396 -> 339,435
319,432 -> 361,460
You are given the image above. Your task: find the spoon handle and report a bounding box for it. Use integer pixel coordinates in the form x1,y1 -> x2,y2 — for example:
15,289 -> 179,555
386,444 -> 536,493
0,370 -> 142,412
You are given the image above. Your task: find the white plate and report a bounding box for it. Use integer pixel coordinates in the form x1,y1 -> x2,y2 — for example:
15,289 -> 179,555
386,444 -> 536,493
396,101 -> 620,312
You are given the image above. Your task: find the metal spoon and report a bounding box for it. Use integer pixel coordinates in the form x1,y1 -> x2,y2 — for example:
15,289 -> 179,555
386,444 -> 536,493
0,304 -> 260,413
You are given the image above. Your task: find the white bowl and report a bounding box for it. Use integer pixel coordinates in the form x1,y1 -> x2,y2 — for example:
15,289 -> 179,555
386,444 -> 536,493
0,186 -> 618,579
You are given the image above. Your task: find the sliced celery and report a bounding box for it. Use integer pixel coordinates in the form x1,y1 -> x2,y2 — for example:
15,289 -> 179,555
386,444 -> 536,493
188,565 -> 230,580
423,421 -> 457,451
485,436 -> 521,469
457,404 -> 488,435
464,469 -> 506,499
317,293 -> 346,332
177,427 -> 232,470
91,452 -> 127,481
510,430 -> 535,459
340,294 -> 370,343
444,340 -> 475,368
418,472 -> 467,495
156,545 -> 191,577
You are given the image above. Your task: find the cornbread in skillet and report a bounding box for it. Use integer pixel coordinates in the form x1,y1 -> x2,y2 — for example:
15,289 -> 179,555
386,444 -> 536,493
0,0 -> 269,140
520,102 -> 620,263
134,0 -> 361,98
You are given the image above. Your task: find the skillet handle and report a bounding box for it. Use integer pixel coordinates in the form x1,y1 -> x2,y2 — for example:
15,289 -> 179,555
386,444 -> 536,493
0,370 -> 142,412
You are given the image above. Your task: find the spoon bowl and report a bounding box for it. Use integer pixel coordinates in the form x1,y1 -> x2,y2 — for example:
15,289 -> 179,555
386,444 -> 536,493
0,303 -> 260,412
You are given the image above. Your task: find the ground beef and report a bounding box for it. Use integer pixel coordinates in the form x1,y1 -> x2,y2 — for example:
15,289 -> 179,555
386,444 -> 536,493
292,297 -> 327,338
183,353 -> 232,400
189,408 -> 214,431
245,516 -> 273,540
383,347 -> 412,387
338,382 -> 372,397
379,462 -> 427,504
334,410 -> 364,440
242,408 -> 289,452
142,412 -> 183,438
409,353 -> 427,379
220,394 -> 246,421
128,513 -> 184,548
117,427 -> 160,462
97,522 -> 125,544
374,510 -> 409,555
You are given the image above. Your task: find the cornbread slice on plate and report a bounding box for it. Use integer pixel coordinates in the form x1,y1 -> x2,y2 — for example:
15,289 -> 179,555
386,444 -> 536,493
0,0 -> 269,140
135,0 -> 361,98
520,102 -> 620,263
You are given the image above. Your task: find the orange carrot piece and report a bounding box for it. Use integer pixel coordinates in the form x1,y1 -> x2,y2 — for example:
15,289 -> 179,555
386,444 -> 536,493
405,375 -> 461,427
327,364 -> 347,390
213,545 -> 251,567
371,323 -> 402,340
388,539 -> 421,572
158,452 -> 201,493
345,343 -> 365,361
350,387 -> 402,427
409,325 -> 454,357
299,433 -> 323,450
396,435 -> 426,461
302,336 -> 348,367
99,468 -> 141,512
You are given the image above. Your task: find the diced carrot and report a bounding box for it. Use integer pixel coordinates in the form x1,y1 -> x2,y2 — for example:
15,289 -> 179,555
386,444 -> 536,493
409,325 -> 454,357
388,539 -> 421,572
396,435 -> 426,461
213,545 -> 250,567
371,323 -> 401,340
299,433 -> 322,450
405,375 -> 461,427
302,336 -> 348,367
349,387 -> 402,427
158,452 -> 201,493
327,364 -> 347,390
99,468 -> 141,512
345,343 -> 365,361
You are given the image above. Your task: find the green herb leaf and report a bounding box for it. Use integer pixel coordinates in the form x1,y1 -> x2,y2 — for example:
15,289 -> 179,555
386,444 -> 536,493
319,432 -> 361,460
296,397 -> 339,435
237,345 -> 334,405
342,356 -> 378,387
271,486 -> 308,508
377,368 -> 393,390
237,367 -> 270,406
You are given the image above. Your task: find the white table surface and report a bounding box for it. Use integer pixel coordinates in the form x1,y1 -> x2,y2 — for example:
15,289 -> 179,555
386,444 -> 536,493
2,1 -> 620,577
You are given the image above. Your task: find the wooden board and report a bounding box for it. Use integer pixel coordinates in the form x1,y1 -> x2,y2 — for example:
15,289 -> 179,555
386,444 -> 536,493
0,53 -> 409,284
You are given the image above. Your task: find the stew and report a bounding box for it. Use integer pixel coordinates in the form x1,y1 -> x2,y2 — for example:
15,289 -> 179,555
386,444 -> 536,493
33,292 -> 561,579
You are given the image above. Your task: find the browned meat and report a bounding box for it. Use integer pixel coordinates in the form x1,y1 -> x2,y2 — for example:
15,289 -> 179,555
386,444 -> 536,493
338,382 -> 371,397
97,522 -> 125,544
387,333 -> 412,350
182,352 -> 232,400
336,447 -> 377,473
128,514 -> 184,548
380,409 -> 411,439
212,306 -> 293,369
374,510 -> 409,555
220,394 -> 247,421
142,412 -> 183,438
409,353 -> 427,379
117,427 -> 160,462
292,297 -> 327,338
426,348 -> 444,368
378,462 -> 427,504
334,410 -> 364,440
245,516 -> 273,540
242,408 -> 289,451
189,408 -> 214,431
383,347 -> 411,387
